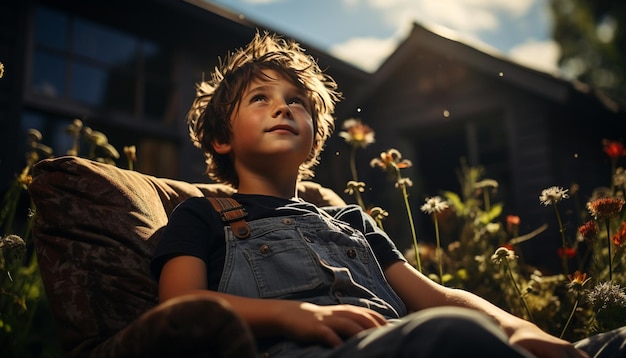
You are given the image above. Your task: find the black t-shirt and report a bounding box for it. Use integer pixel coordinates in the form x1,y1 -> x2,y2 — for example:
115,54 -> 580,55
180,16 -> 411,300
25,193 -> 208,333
151,193 -> 405,290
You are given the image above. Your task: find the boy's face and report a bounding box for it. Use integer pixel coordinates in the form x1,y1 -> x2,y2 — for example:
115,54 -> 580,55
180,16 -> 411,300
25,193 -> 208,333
215,69 -> 315,178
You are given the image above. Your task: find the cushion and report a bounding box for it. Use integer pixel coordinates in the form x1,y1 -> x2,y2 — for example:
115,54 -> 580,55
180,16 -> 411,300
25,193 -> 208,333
28,156 -> 344,355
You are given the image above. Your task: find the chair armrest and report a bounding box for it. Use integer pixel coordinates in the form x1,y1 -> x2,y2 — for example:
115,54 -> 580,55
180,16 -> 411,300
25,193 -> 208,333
89,294 -> 257,358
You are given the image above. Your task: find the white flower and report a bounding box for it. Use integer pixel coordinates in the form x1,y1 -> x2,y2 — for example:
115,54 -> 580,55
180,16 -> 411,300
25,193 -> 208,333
420,196 -> 449,214
539,186 -> 569,206
587,281 -> 626,310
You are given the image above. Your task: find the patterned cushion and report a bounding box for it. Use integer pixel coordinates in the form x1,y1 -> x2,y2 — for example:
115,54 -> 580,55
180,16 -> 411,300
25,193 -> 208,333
28,156 -> 344,356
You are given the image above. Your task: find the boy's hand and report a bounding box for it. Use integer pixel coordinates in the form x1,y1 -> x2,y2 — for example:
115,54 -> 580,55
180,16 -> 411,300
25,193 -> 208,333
508,321 -> 590,358
279,302 -> 388,347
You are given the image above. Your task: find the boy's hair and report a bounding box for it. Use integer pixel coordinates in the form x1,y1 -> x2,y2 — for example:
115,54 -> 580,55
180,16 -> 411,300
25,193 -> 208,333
187,31 -> 342,187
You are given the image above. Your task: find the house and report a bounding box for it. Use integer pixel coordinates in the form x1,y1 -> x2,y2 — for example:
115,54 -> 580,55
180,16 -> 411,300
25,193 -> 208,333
320,22 -> 626,272
2,0 -> 624,272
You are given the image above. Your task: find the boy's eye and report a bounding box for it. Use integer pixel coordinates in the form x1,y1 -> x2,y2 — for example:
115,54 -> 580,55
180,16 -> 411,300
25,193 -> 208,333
288,97 -> 305,106
251,95 -> 267,103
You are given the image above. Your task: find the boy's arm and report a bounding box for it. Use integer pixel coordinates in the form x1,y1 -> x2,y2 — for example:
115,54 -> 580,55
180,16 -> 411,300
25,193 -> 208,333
158,255 -> 387,347
384,261 -> 588,358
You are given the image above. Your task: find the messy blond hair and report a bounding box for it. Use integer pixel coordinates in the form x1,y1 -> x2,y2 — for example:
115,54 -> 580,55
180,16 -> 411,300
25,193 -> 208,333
187,31 -> 341,187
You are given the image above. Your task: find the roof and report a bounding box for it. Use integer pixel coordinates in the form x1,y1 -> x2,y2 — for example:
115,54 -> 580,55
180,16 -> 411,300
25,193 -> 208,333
345,21 -> 624,116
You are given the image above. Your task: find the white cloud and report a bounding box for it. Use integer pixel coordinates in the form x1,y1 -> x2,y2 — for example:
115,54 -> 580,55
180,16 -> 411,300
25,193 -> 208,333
351,0 -> 537,35
508,39 -> 561,74
329,36 -> 399,72
242,0 -> 285,4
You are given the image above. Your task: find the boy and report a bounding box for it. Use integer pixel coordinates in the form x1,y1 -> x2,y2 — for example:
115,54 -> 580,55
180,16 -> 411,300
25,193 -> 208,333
152,32 -> 624,357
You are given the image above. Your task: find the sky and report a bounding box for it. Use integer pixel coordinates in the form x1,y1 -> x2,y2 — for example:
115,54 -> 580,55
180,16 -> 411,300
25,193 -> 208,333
203,0 -> 561,75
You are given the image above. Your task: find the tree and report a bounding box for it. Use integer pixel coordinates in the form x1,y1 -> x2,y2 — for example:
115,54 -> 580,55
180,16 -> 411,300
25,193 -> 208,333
550,0 -> 626,105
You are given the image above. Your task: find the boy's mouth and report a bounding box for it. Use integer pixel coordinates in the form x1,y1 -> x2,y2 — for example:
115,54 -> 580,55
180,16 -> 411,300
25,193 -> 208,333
267,124 -> 298,134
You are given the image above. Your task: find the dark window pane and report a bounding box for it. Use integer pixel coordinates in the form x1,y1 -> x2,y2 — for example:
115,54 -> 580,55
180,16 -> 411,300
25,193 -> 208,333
71,62 -> 107,106
144,42 -> 172,73
31,50 -> 66,97
34,6 -> 68,50
144,80 -> 172,120
73,19 -> 137,67
102,69 -> 136,114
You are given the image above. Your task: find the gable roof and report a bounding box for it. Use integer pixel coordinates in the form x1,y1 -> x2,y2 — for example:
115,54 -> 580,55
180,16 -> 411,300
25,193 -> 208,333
343,21 -> 624,116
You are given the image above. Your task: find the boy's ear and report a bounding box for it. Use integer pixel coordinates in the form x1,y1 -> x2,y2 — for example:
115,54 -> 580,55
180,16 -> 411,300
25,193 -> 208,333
211,139 -> 232,155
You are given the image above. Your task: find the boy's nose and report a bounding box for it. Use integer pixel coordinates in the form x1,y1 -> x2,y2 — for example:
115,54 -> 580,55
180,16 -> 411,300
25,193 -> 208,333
274,102 -> 292,118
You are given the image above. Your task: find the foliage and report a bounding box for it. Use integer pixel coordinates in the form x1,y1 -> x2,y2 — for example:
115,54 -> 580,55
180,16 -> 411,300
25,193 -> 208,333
0,103 -> 135,357
340,118 -> 626,342
550,0 -> 626,105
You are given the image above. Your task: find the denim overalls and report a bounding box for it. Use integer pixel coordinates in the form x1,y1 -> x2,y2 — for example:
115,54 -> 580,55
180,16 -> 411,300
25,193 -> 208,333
216,201 -> 406,356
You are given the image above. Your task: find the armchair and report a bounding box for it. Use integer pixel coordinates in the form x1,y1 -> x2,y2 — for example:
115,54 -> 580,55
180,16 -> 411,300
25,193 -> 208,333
28,156 -> 345,357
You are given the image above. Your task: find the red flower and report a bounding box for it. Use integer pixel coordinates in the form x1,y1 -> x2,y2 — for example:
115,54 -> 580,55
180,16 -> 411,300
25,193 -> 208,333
558,246 -> 576,259
612,221 -> 626,246
602,139 -> 626,159
578,220 -> 598,241
506,215 -> 520,235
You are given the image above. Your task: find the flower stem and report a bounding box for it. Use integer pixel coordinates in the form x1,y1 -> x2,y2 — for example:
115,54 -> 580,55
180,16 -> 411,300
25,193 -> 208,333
560,296 -> 579,338
398,170 -> 421,272
553,203 -> 569,275
504,260 -> 535,323
605,219 -> 612,282
433,213 -> 443,284
349,146 -> 359,182
349,147 -> 366,210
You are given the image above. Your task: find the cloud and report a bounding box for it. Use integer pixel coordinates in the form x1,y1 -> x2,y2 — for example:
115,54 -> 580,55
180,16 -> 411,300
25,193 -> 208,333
508,39 -> 561,74
349,0 -> 536,34
241,0 -> 285,4
329,36 -> 399,72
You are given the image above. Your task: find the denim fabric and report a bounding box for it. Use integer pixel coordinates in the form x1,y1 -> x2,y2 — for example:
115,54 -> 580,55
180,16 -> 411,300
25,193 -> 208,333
218,208 -> 406,320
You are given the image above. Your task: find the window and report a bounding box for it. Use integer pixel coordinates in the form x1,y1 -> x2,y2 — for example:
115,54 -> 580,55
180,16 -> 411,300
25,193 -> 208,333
26,5 -> 179,177
29,5 -> 173,122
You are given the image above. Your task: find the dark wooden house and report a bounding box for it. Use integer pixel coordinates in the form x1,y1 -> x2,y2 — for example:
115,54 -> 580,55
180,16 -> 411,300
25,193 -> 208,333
321,23 -> 626,271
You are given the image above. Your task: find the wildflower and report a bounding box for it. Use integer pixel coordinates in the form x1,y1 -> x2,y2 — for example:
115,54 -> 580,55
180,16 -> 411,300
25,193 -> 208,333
540,186 -> 570,274
394,177 -> 413,189
567,271 -> 591,293
506,215 -> 520,235
371,148 -> 420,272
123,145 -> 136,162
586,197 -> 625,220
366,207 -> 388,222
611,221 -> 626,246
578,220 -> 598,241
338,118 -> 375,148
587,281 -> 626,310
344,181 -> 365,195
123,145 -> 137,171
561,271 -> 592,338
539,186 -> 569,206
491,246 -> 517,265
420,196 -> 449,214
370,149 -> 412,172
557,246 -> 576,259
602,139 -> 626,159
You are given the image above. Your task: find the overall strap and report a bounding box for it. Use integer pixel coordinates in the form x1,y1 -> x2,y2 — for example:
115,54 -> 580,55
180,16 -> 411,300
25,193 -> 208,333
206,197 -> 251,239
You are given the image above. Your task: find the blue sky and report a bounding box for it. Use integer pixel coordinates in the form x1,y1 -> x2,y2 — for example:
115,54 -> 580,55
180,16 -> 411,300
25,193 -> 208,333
203,0 -> 560,74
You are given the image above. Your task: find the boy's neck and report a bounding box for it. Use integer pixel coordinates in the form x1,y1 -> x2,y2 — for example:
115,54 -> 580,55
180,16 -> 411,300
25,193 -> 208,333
236,175 -> 299,199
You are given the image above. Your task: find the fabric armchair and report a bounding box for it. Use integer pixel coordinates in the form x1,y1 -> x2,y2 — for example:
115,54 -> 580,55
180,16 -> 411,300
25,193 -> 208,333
28,156 -> 345,357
